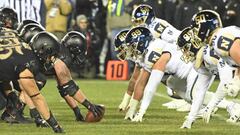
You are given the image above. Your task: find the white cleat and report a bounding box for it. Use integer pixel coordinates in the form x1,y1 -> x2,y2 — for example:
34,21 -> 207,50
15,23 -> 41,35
176,102 -> 191,112
162,99 -> 188,109
226,103 -> 240,123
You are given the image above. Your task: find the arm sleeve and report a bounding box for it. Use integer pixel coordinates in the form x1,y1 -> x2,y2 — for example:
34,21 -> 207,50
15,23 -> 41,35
206,61 -> 235,108
139,70 -> 164,114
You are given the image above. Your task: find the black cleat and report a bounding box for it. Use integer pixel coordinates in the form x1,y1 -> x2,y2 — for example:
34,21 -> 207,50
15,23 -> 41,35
35,118 -> 49,127
53,125 -> 64,133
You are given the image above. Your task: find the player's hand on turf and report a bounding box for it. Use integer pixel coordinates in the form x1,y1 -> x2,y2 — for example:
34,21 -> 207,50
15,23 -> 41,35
124,107 -> 135,120
202,106 -> 214,123
180,118 -> 193,129
132,111 -> 144,122
118,101 -> 128,112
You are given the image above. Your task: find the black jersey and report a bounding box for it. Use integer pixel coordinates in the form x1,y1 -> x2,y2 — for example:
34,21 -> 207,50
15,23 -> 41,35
0,28 -> 39,81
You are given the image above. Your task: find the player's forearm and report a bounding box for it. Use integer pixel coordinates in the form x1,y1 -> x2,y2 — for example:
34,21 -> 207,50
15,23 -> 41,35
207,81 -> 226,108
54,59 -> 72,85
139,70 -> 164,114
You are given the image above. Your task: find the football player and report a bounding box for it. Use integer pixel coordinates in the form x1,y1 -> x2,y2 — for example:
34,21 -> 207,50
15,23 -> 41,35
123,26 -> 239,124
123,26 -> 198,120
131,4 -> 180,43
18,20 -> 93,122
191,10 -> 240,98
177,26 -> 240,128
0,7 -> 48,126
0,27 -> 63,132
189,10 -> 240,123
115,29 -> 184,112
131,4 -> 190,109
27,31 -> 104,121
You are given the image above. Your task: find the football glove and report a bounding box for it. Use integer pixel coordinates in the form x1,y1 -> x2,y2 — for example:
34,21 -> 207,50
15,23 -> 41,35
88,104 -> 104,117
118,93 -> 131,111
124,99 -> 139,120
180,118 -> 194,129
224,76 -> 240,97
132,111 -> 145,122
124,106 -> 135,120
202,106 -> 214,123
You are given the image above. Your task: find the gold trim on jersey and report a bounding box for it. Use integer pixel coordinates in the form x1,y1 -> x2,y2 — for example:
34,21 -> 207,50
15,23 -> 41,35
0,28 -> 32,60
194,46 -> 205,69
208,28 -> 220,46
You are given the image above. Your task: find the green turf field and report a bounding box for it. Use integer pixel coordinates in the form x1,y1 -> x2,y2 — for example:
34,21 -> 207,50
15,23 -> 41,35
0,79 -> 240,135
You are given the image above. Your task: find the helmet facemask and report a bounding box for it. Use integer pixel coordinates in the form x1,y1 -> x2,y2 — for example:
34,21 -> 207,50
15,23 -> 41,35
0,8 -> 18,29
114,29 -> 129,60
125,27 -> 152,60
131,4 -> 154,26
191,10 -> 222,44
61,31 -> 87,65
178,27 -> 203,63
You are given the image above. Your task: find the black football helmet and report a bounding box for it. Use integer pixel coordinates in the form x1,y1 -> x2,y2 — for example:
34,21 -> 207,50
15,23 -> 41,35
114,29 -> 129,60
61,31 -> 87,64
0,7 -> 18,29
131,4 -> 155,26
17,19 -> 39,34
191,10 -> 222,43
29,31 -> 60,62
19,23 -> 45,43
177,27 -> 204,63
125,26 -> 152,58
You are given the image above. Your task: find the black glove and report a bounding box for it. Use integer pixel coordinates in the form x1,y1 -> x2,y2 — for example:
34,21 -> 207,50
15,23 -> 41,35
82,100 -> 103,117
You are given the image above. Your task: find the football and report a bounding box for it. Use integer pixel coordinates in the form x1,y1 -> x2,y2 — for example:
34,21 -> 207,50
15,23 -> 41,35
85,104 -> 105,122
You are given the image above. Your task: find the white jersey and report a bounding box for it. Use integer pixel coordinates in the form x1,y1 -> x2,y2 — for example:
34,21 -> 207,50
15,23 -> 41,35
147,18 -> 181,43
143,40 -> 193,79
210,26 -> 240,67
186,45 -> 235,121
195,45 -> 235,78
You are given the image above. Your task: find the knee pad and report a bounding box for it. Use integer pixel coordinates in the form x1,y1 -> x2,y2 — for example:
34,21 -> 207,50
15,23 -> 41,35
35,73 -> 47,90
57,80 -> 79,97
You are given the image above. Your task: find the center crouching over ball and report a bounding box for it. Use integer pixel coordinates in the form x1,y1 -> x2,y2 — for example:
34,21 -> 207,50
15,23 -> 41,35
85,104 -> 105,122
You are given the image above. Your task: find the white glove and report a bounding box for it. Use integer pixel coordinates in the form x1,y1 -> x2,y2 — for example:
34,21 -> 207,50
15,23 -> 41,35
118,93 -> 131,111
132,111 -> 145,122
224,77 -> 240,97
202,106 -> 214,123
180,118 -> 194,129
124,99 -> 139,120
124,107 -> 135,120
